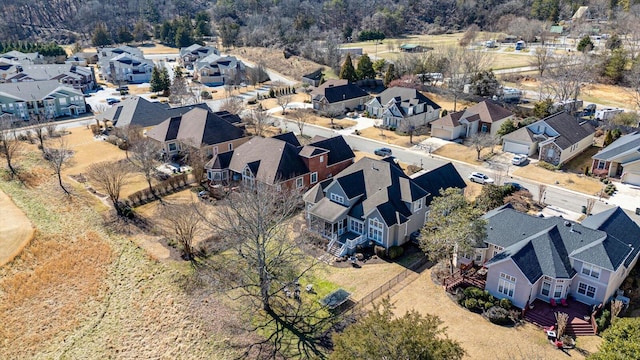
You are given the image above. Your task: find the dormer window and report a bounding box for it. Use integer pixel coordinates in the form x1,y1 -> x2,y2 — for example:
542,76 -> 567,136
413,198 -> 423,212
330,193 -> 344,204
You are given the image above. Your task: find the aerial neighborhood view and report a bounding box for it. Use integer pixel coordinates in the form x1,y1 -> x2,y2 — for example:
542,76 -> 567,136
4,0 -> 640,359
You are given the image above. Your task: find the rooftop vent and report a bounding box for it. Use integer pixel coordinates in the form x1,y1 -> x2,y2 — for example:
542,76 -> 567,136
564,221 -> 571,227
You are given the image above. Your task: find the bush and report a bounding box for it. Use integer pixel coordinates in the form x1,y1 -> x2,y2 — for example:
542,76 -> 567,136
537,161 -> 558,171
464,286 -> 485,299
150,94 -> 158,99
200,90 -> 212,99
597,309 -> 611,332
374,245 -> 386,258
387,246 -> 404,259
483,306 -> 513,325
247,97 -> 257,105
499,298 -> 512,309
464,298 -> 479,310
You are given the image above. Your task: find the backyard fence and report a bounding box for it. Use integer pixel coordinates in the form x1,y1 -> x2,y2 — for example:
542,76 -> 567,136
350,256 -> 428,311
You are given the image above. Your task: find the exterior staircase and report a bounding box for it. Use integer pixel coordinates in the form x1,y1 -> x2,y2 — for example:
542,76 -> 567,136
327,241 -> 344,257
524,300 -> 596,336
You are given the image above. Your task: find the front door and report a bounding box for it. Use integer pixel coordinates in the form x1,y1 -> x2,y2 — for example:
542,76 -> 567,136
338,220 -> 345,235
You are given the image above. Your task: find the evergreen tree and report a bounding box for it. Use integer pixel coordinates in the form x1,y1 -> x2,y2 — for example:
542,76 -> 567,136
577,36 -> 594,52
339,53 -> 357,82
92,24 -> 112,47
497,120 -> 517,136
384,63 -> 397,87
356,53 -> 376,80
117,26 -> 134,44
150,67 -> 163,93
603,48 -> 627,84
175,26 -> 193,48
160,67 -> 171,95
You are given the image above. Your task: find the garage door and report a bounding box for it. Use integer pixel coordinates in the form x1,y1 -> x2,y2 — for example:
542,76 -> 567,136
503,141 -> 529,155
431,128 -> 452,140
623,173 -> 640,186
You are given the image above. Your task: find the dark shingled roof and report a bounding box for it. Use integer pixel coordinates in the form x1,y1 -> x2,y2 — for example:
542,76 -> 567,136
372,87 -> 441,112
411,162 -> 467,204
205,150 -> 234,170
542,112 -> 595,150
104,96 -> 209,128
308,136 -> 355,166
312,80 -> 369,104
485,206 -> 640,283
272,131 -> 301,147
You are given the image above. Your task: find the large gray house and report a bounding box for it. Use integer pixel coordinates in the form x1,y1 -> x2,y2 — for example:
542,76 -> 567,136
365,86 -> 441,128
475,205 -> 640,309
0,80 -> 86,119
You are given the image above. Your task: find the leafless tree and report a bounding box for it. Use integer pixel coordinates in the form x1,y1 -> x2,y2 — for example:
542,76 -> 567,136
161,201 -> 204,260
585,198 -> 596,215
537,184 -> 547,205
508,17 -> 546,43
531,48 -> 554,77
442,46 -> 488,111
245,105 -> 271,137
219,96 -> 244,115
323,106 -> 343,126
44,136 -> 74,196
113,124 -> 144,160
614,12 -> 640,59
87,160 -> 132,216
247,60 -> 268,86
291,108 -> 311,135
0,117 -> 23,178
611,299 -> 624,322
28,114 -> 49,154
277,92 -> 293,115
555,312 -> 569,339
129,137 -> 162,196
459,24 -> 479,47
44,122 -> 58,138
544,54 -> 594,110
399,117 -> 421,144
468,132 -> 492,160
180,143 -> 207,184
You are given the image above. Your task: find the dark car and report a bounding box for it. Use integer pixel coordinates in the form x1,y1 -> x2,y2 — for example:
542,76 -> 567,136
106,98 -> 120,105
504,182 -> 526,191
374,147 -> 392,157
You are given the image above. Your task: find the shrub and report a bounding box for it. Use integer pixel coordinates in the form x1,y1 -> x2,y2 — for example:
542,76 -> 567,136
597,309 -> 611,332
537,161 -> 557,171
483,300 -> 494,311
499,298 -> 512,309
200,90 -> 212,99
247,97 -> 257,105
387,246 -> 404,259
483,306 -> 513,325
464,286 -> 485,299
464,298 -> 479,310
374,245 -> 386,258
150,94 -> 158,99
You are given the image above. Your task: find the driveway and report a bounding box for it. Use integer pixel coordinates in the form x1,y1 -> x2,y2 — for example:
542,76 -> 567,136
608,182 -> 640,212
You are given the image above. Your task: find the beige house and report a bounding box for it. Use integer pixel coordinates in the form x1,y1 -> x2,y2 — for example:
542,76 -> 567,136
310,80 -> 369,113
430,100 -> 514,140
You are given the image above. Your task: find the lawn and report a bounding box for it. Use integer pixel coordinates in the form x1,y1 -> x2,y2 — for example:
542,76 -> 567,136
357,127 -> 429,148
433,143 -> 492,164
512,165 -> 604,195
562,146 -> 602,174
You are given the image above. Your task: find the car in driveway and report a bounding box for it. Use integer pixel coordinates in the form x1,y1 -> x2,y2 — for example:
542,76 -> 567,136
106,98 -> 120,105
511,154 -> 528,166
469,172 -> 494,184
374,147 -> 392,157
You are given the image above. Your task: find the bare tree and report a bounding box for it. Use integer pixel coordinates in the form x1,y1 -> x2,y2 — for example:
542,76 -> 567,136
180,143 -> 207,184
399,117 -> 421,144
161,201 -> 204,260
44,136 -> 74,196
458,24 -> 479,47
537,184 -> 547,205
87,160 -> 132,216
291,108 -> 311,135
611,299 -> 624,322
0,117 -> 23,178
247,60 -> 268,86
246,105 -> 271,137
544,54 -> 593,111
44,122 -> 58,138
219,96 -> 244,115
531,47 -> 553,76
28,114 -> 49,154
442,46 -> 488,111
555,312 -> 569,339
468,132 -> 492,160
323,106 -> 343,126
585,198 -> 596,215
614,12 -> 640,60
129,137 -> 162,196
277,92 -> 292,115
113,124 -> 144,160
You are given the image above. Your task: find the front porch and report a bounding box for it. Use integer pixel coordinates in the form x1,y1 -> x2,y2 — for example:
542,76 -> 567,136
524,299 -> 596,336
326,231 -> 368,257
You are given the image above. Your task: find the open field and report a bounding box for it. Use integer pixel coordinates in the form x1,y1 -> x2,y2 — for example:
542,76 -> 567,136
228,47 -> 327,81
389,267 -> 602,360
0,190 -> 34,266
433,143 -> 493,164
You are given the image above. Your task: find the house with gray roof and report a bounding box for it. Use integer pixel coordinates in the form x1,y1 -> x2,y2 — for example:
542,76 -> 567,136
205,133 -> 354,191
4,64 -> 96,93
591,131 -> 640,186
365,86 -> 441,129
502,112 -> 595,166
431,100 -> 514,140
304,158 -> 466,256
97,46 -> 153,84
0,50 -> 43,64
194,54 -> 245,86
479,205 -> 640,309
310,80 -> 370,113
0,80 -> 86,120
100,96 -> 209,129
179,44 -> 219,69
146,107 -> 249,158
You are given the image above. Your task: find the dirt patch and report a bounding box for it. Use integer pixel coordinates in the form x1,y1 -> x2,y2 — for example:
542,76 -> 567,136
388,267 -> 601,360
358,127 -> 429,147
228,47 -> 326,81
0,190 -> 35,266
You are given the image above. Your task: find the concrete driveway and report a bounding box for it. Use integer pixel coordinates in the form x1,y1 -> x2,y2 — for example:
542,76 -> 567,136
608,182 -> 640,213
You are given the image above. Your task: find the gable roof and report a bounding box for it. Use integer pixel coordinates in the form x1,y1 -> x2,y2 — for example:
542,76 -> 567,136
582,207 -> 640,267
205,150 -> 234,170
103,96 -> 208,128
411,162 -> 467,204
502,126 -> 537,144
540,112 -> 595,150
311,80 -> 369,104
303,69 -> 324,81
431,111 -> 465,128
272,131 -> 301,146
371,87 -> 441,111
0,80 -> 82,101
592,131 -> 640,161
307,136 -> 355,166
462,100 -> 514,124
485,206 -> 639,282
146,107 -> 245,147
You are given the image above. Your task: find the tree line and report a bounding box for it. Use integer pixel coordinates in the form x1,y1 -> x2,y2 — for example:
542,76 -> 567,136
0,41 -> 65,57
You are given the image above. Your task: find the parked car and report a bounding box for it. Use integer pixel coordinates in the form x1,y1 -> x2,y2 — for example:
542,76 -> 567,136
106,98 -> 120,105
469,172 -> 494,184
511,154 -> 528,166
374,147 -> 392,157
504,182 -> 526,191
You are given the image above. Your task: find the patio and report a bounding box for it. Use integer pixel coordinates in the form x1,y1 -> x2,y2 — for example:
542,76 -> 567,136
524,299 -> 596,336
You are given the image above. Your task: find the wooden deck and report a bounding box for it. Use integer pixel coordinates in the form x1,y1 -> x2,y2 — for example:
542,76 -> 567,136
443,264 -> 487,292
524,299 -> 596,336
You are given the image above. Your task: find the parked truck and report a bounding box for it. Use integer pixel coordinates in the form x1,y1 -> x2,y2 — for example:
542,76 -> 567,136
595,108 -> 624,121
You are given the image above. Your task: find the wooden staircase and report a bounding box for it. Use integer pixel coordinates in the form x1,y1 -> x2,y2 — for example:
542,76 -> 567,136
524,301 -> 596,336
327,241 -> 344,257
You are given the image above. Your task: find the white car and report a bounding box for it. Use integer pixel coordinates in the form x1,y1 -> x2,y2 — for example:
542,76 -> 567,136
512,154 -> 528,166
469,172 -> 495,184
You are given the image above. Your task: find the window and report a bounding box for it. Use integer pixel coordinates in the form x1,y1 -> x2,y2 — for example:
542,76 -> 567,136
541,281 -> 551,297
207,171 -> 212,180
228,143 -> 233,151
475,253 -> 483,262
330,193 -> 344,204
296,177 -> 304,189
349,218 -> 364,234
577,282 -> 596,299
493,246 -> 504,257
59,98 -> 67,105
481,123 -> 488,133
168,143 -> 177,152
597,160 -> 606,170
554,284 -> 563,298
413,198 -> 423,212
310,172 -> 318,184
319,155 -> 324,163
498,273 -> 516,298
582,263 -> 600,279
368,218 -> 384,243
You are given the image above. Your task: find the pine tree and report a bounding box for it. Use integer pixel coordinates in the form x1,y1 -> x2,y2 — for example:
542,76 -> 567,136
150,67 -> 163,93
175,26 -> 193,48
339,53 -> 357,82
117,27 -> 134,44
160,68 -> 171,95
384,63 -> 397,87
356,53 -> 376,80
92,24 -> 112,47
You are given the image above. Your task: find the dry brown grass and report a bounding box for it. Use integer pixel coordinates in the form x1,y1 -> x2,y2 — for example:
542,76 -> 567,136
433,143 -> 489,164
424,91 -> 476,113
0,190 -> 35,266
357,127 -> 429,147
389,267 -> 601,360
513,166 -> 603,195
228,47 -> 326,81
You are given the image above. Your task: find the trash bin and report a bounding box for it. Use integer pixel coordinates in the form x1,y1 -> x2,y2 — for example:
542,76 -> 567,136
636,207 -> 640,215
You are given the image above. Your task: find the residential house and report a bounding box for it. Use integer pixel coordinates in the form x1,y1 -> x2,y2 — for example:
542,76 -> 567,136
310,80 -> 369,113
502,112 -> 595,166
591,131 -> 640,186
205,133 -> 355,190
365,86 -> 441,128
0,80 -> 86,119
479,205 -> 640,309
65,52 -> 99,66
303,158 -> 466,256
4,64 -> 97,93
179,44 -> 219,69
302,69 -> 324,87
99,96 -> 209,129
0,59 -> 19,80
399,44 -> 427,53
0,50 -> 43,64
146,107 -> 249,158
430,100 -> 514,140
194,54 -> 245,86
97,46 -> 154,84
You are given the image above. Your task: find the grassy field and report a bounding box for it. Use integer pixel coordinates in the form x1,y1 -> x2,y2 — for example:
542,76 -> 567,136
0,190 -> 34,266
